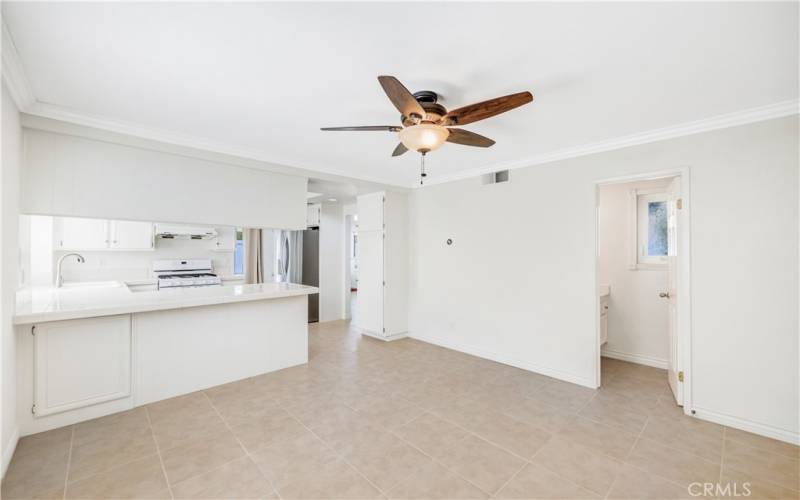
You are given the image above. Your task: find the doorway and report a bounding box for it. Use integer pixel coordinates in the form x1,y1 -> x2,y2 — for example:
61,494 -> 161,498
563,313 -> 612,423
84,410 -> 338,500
344,212 -> 358,323
595,170 -> 691,411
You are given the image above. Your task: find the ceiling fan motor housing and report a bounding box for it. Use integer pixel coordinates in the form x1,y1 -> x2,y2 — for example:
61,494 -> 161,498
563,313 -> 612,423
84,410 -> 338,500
402,91 -> 447,125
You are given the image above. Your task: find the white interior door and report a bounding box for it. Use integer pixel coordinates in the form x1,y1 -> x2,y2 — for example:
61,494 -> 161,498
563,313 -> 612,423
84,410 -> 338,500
357,230 -> 383,335
667,176 -> 683,405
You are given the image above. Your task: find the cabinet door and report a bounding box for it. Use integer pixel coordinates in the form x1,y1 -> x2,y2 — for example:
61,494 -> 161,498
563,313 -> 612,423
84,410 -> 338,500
357,193 -> 383,232
306,204 -> 321,227
110,221 -> 154,250
33,315 -> 131,417
215,227 -> 236,251
356,230 -> 384,335
55,217 -> 109,250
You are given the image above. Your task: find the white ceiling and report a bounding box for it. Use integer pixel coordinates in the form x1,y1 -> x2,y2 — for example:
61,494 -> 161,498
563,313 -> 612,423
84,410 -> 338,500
3,2 -> 798,187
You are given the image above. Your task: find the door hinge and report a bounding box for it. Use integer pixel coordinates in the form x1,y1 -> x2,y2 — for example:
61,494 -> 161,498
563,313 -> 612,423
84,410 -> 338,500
678,371 -> 684,382
31,404 -> 36,415
676,198 -> 683,210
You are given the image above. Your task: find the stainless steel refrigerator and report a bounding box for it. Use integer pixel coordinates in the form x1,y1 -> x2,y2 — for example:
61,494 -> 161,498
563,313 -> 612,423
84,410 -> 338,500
276,228 -> 319,322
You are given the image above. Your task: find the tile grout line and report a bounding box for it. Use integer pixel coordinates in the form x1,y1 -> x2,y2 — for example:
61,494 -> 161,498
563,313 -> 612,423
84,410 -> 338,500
274,397 -> 390,498
392,409 -> 598,499
61,425 -> 75,500
390,419 -> 495,496
145,406 -> 175,500
488,460 -> 529,499
200,390 -> 284,500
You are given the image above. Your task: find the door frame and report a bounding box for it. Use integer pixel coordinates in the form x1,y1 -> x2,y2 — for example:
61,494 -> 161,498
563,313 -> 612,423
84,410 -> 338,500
593,166 -> 693,415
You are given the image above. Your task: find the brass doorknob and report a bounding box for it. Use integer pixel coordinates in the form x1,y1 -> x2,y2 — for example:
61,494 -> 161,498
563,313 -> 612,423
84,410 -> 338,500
659,292 -> 670,298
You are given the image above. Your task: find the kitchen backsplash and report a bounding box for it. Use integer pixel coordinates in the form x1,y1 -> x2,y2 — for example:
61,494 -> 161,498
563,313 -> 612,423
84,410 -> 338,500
20,215 -> 238,286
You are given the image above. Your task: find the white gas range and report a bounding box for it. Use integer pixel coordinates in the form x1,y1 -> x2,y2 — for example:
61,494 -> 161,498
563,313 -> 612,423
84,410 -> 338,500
153,259 -> 222,289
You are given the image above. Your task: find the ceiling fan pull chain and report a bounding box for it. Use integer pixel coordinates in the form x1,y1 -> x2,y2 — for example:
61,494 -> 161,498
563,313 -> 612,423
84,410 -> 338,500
420,152 -> 428,185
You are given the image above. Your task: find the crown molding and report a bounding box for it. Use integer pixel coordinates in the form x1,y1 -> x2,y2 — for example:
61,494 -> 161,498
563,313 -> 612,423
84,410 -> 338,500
24,101 -> 412,188
7,11 -> 796,192
421,99 -> 800,187
1,20 -> 35,110
23,98 -> 800,191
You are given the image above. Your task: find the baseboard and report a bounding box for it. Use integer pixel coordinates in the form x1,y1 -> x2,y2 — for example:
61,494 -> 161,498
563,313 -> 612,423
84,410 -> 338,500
601,348 -> 668,369
409,331 -> 597,389
692,406 -> 799,446
361,329 -> 407,342
2,427 -> 19,478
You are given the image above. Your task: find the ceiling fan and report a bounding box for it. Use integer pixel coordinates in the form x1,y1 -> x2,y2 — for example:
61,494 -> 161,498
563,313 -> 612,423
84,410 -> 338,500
321,75 -> 533,183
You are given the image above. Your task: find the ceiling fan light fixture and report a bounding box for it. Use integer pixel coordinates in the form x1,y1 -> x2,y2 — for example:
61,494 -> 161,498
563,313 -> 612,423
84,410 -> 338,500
399,123 -> 449,153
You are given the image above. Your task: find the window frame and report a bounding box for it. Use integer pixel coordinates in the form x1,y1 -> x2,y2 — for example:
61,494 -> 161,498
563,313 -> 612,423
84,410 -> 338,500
233,227 -> 244,277
629,188 -> 669,270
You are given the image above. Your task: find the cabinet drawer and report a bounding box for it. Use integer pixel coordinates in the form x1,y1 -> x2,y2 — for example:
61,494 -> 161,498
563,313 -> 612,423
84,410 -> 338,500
33,315 -> 131,417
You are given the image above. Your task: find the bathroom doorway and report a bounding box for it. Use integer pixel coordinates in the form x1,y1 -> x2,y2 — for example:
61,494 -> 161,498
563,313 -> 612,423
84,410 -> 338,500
595,170 -> 692,410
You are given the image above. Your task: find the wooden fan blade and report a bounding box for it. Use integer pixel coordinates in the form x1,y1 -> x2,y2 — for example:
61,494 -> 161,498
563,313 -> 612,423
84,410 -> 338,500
446,128 -> 496,148
444,91 -> 533,126
392,143 -> 408,157
321,126 -> 401,131
378,76 -> 425,118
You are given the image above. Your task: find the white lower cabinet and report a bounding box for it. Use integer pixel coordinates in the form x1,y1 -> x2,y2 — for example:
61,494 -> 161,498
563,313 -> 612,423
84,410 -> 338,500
33,315 -> 131,417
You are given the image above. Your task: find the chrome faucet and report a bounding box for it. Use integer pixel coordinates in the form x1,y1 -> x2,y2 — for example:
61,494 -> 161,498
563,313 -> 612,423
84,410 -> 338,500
55,253 -> 85,288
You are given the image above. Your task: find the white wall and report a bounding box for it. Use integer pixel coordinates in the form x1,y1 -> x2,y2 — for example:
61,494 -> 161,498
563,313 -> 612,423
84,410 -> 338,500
1,83 -> 22,475
599,178 -> 672,367
319,202 -> 345,322
409,116 -> 799,443
22,128 -> 307,229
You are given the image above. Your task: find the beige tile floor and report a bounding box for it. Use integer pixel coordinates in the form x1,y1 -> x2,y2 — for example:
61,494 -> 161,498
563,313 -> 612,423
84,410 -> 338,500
2,320 -> 798,499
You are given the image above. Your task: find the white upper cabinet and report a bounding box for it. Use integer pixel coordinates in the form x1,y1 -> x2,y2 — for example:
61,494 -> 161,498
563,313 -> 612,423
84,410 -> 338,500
306,203 -> 321,227
110,220 -> 154,249
55,217 -> 153,251
56,217 -> 109,250
215,227 -> 236,251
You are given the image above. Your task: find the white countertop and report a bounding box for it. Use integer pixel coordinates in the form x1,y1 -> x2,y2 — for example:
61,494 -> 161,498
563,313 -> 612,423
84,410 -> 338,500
15,282 -> 319,325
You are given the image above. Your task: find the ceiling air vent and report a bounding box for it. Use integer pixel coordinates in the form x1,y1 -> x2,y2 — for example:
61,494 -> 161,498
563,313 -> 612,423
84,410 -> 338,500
482,170 -> 510,185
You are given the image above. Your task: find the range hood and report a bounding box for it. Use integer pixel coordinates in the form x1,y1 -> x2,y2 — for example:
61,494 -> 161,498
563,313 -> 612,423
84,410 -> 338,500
154,224 -> 217,240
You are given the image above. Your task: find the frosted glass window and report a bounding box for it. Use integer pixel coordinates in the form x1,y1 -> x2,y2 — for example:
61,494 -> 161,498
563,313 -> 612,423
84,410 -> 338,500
647,201 -> 668,256
635,191 -> 669,267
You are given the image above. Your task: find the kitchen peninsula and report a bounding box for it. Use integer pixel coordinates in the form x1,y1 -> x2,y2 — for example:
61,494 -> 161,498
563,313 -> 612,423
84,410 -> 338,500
14,282 -> 318,435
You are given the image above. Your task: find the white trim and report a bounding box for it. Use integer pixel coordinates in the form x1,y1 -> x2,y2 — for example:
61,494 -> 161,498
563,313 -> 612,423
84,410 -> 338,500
2,427 -> 19,478
3,19 -> 796,189
409,331 -> 597,389
424,100 -> 799,187
360,329 -> 407,342
23,99 -> 799,190
594,166 -> 693,415
692,407 -> 800,446
634,190 -> 669,268
1,21 -> 35,109
24,102 -> 403,188
601,349 -> 668,370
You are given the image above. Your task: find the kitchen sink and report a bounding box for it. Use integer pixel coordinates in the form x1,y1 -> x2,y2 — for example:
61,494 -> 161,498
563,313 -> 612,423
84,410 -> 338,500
59,280 -> 125,289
